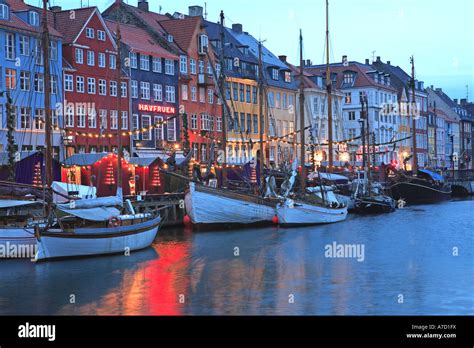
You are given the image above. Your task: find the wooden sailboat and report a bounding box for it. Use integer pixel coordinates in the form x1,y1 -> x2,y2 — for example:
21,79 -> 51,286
276,26 -> 347,226
183,11 -> 277,227
35,2 -> 161,261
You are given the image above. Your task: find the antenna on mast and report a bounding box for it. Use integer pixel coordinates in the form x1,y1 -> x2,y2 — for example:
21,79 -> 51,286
204,2 -> 208,19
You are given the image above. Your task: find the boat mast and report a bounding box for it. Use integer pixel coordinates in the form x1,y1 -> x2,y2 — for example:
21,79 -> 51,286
364,95 -> 372,194
219,10 -> 227,187
299,29 -> 305,193
116,11 -> 123,191
42,0 -> 53,209
325,0 -> 334,172
410,55 -> 418,173
258,40 -> 265,180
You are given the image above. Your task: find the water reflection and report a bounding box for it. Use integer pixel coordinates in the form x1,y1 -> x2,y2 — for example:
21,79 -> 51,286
0,200 -> 473,315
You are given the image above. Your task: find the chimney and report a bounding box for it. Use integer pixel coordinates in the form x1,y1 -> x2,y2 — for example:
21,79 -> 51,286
387,60 -> 391,65
138,0 -> 149,12
365,58 -> 369,65
305,59 -> 312,67
188,5 -> 203,17
278,55 -> 287,63
435,88 -> 442,93
232,23 -> 243,33
453,98 -> 458,105
461,98 -> 467,105
50,5 -> 62,12
376,56 -> 381,62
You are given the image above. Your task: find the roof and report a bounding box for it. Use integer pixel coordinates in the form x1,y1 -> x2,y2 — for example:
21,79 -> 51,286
306,61 -> 397,92
0,0 -> 62,38
52,7 -> 96,44
105,20 -> 177,60
430,88 -> 471,121
128,157 -> 162,167
159,16 -> 200,53
63,153 -> 108,166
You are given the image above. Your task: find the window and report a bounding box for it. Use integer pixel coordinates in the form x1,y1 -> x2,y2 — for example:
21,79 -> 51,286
343,73 -> 354,84
165,59 -> 174,75
152,57 -> 161,72
276,93 -> 281,108
167,118 -> 176,141
121,82 -> 127,97
283,93 -> 287,109
51,75 -> 58,94
190,59 -> 196,74
97,30 -> 106,41
215,63 -> 221,78
141,115 -> 151,140
165,86 -> 176,102
217,117 -> 222,132
131,114 -> 139,140
190,114 -> 197,129
207,62 -> 212,75
201,114 -> 210,130
0,4 -> 9,20
268,92 -> 274,107
86,28 -> 94,38
240,113 -> 245,132
34,73 -> 44,92
20,107 -> 31,129
19,35 -> 29,56
99,110 -> 107,130
153,84 -> 163,101
85,77 -> 95,94
110,110 -> 118,129
180,56 -> 187,73
5,33 -> 15,60
245,85 -> 251,103
239,84 -> 244,101
289,95 -> 294,109
110,81 -> 117,96
88,108 -> 97,128
49,41 -> 57,61
140,82 -> 150,100
198,60 -> 205,74
121,111 -> 128,130
75,48 -> 83,64
246,113 -> 251,133
76,76 -> 84,93
232,82 -> 238,100
191,86 -> 197,102
129,52 -> 137,69
77,105 -> 86,128
252,86 -> 257,104
65,105 -> 74,127
348,111 -> 355,121
20,71 -> 30,91
284,71 -> 292,83
199,87 -> 205,103
181,84 -> 188,100
272,68 -> 279,80
154,116 -> 164,141
98,79 -> 106,95
345,92 -> 352,104
98,53 -> 106,68
109,54 -> 116,69
131,80 -> 138,98
140,54 -> 150,71
253,114 -> 258,134
208,88 -> 214,104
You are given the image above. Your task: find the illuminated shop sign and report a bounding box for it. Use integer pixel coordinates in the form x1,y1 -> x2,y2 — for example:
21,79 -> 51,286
138,104 -> 176,114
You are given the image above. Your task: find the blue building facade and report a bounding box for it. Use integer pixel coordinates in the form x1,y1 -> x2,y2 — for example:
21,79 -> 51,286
0,0 -> 63,159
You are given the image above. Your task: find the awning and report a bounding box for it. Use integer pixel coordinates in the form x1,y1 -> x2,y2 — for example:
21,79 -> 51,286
0,199 -> 40,209
57,206 -> 121,222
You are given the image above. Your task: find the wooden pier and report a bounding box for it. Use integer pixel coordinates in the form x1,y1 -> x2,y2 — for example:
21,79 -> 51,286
126,193 -> 186,227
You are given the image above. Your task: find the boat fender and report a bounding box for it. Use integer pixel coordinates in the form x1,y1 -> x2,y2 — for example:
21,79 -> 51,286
109,216 -> 121,227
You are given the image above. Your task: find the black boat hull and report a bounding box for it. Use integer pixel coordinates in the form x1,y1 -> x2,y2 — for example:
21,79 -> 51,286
389,182 -> 451,205
353,197 -> 396,215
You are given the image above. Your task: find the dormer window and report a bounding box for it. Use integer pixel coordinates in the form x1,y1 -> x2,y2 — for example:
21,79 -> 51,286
381,75 -> 385,84
284,71 -> 292,83
198,34 -> 208,54
0,4 -> 9,20
374,74 -> 378,83
272,68 -> 279,81
343,73 -> 354,84
29,11 -> 39,26
167,35 -> 174,43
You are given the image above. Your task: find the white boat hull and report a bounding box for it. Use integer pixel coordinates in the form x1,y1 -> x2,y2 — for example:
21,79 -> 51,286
0,227 -> 36,259
35,216 -> 161,261
185,183 -> 276,225
277,199 -> 348,226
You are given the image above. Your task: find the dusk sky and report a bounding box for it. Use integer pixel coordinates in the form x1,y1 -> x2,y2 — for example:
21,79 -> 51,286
42,0 -> 474,100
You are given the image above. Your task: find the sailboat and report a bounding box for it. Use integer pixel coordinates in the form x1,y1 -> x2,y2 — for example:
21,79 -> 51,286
275,27 -> 347,226
388,56 -> 451,204
183,11 -> 278,228
34,2 -> 161,261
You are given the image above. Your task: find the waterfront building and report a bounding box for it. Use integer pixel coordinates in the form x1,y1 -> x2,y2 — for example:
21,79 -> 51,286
372,57 -> 429,169
160,7 -> 222,163
460,98 -> 474,168
427,108 -> 437,168
0,0 -> 63,159
426,86 -> 461,171
229,24 -> 298,167
204,19 -> 261,165
52,6 -> 130,158
305,57 -> 398,166
452,98 -> 472,170
103,0 -> 181,158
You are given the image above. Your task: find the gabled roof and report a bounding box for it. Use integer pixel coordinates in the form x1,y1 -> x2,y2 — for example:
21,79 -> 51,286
0,0 -> 62,38
159,16 -> 200,53
63,153 -> 108,166
105,19 -> 177,60
52,7 -> 116,49
306,62 -> 397,92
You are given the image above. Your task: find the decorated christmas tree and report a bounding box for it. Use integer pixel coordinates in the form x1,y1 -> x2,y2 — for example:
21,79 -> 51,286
104,161 -> 116,186
32,162 -> 42,187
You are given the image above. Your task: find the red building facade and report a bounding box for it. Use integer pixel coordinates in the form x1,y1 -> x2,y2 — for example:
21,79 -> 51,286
53,7 -> 130,157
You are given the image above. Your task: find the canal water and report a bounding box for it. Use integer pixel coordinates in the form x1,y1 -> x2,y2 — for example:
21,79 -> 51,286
0,199 -> 472,315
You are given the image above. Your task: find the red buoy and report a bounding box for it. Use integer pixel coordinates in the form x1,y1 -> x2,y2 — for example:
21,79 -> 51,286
183,214 -> 192,226
272,215 -> 279,225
